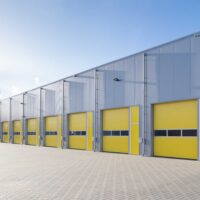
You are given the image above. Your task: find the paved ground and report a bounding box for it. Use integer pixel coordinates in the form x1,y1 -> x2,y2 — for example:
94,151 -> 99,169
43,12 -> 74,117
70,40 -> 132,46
0,144 -> 200,200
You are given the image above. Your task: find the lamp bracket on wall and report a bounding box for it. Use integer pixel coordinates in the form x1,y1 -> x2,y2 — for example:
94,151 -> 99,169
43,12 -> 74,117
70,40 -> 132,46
113,78 -> 121,82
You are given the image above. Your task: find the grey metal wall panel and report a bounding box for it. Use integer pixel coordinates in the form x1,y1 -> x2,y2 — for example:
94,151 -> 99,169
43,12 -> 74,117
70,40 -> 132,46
69,81 -> 85,112
11,95 -> 23,120
146,48 -> 160,104
95,55 -> 144,153
64,70 -> 95,114
97,55 -> 144,109
1,31 -> 200,156
158,44 -> 174,100
24,89 -> 40,118
65,54 -> 145,153
146,36 -> 195,103
45,89 -> 56,115
134,54 -> 145,105
134,54 -> 145,155
42,81 -> 62,116
1,99 -> 10,122
191,35 -> 200,97
145,34 -> 200,156
173,38 -> 191,99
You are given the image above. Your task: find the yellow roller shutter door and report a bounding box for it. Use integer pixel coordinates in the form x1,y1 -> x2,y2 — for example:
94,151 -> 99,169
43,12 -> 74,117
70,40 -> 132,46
68,112 -> 93,151
2,122 -> 9,143
13,120 -> 22,144
153,100 -> 198,160
69,113 -> 86,150
27,118 -> 39,146
102,108 -> 129,153
45,116 -> 61,148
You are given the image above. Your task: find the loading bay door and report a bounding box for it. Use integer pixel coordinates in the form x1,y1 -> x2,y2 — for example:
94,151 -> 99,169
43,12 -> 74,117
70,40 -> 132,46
45,116 -> 61,148
2,122 -> 9,143
68,112 -> 93,151
27,118 -> 38,146
102,106 -> 139,154
13,120 -> 22,144
153,100 -> 198,160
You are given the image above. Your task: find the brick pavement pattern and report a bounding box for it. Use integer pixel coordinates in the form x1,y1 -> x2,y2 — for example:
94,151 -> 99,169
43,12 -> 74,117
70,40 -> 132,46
0,143 -> 200,200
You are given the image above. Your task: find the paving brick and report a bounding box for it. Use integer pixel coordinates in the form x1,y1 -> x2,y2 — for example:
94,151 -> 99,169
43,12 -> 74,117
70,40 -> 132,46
0,143 -> 199,200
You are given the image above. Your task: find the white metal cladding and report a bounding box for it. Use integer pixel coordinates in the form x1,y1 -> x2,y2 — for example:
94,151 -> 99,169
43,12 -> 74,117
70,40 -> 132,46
1,99 -> 10,122
64,70 -> 95,113
95,54 -> 145,152
42,81 -> 62,116
145,34 -> 200,156
97,54 -> 144,109
11,95 -> 23,120
24,89 -> 40,118
0,32 -> 200,156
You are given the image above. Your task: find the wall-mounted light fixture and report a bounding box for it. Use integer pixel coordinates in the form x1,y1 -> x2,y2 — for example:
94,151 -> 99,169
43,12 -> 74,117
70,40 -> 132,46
113,78 -> 121,82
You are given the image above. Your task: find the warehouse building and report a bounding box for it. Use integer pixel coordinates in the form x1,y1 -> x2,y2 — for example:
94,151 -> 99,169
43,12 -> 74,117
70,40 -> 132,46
1,31 -> 200,160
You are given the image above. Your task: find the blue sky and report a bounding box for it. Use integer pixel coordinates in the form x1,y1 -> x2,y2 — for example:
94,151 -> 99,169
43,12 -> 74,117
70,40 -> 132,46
0,0 -> 200,98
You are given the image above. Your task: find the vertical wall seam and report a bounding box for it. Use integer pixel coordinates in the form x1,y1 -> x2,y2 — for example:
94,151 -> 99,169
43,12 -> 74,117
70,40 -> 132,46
144,53 -> 147,156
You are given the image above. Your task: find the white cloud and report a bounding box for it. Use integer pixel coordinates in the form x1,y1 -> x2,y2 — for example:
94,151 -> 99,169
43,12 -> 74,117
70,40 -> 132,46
0,87 -> 12,99
11,85 -> 21,95
34,76 -> 40,86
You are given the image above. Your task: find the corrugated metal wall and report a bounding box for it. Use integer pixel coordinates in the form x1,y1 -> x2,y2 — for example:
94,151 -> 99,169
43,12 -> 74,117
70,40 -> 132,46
145,34 -> 200,156
42,81 -> 63,116
1,32 -> 200,156
1,99 -> 10,122
11,95 -> 23,121
96,54 -> 144,152
97,55 -> 144,109
64,70 -> 95,113
24,89 -> 40,118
